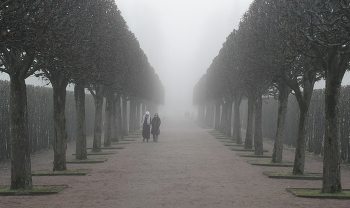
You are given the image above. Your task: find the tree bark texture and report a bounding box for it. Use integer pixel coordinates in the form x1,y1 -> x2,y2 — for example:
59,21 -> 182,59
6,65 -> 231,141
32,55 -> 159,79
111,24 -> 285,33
220,102 -> 227,133
122,96 -> 128,136
92,85 -> 104,152
322,55 -> 347,193
104,90 -> 113,147
74,83 -> 87,160
244,93 -> 255,149
51,74 -> 68,171
214,100 -> 221,131
272,82 -> 289,163
233,95 -> 242,143
115,94 -> 123,141
110,96 -> 117,142
254,95 -> 263,155
10,75 -> 32,189
225,99 -> 233,137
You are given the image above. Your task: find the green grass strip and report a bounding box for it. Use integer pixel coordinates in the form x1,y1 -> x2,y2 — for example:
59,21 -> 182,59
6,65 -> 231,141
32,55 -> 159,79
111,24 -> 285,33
0,185 -> 67,196
248,160 -> 293,167
32,169 -> 91,176
119,139 -> 136,141
225,143 -> 244,146
237,153 -> 272,158
286,188 -> 350,199
87,146 -> 125,150
72,151 -> 116,156
112,141 -> 131,145
66,158 -> 107,163
230,148 -> 268,152
263,171 -> 322,180
123,136 -> 139,138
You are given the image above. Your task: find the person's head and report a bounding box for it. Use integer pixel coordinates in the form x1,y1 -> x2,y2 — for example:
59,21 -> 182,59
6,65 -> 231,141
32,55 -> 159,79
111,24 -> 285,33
154,113 -> 158,117
145,111 -> 150,116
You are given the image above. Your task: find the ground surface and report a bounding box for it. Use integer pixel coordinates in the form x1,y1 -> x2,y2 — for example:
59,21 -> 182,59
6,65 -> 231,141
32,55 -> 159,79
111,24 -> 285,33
1,117 -> 350,207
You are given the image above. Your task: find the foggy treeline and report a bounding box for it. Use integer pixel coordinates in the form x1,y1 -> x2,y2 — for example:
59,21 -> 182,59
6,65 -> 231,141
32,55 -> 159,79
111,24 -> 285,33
193,0 -> 350,193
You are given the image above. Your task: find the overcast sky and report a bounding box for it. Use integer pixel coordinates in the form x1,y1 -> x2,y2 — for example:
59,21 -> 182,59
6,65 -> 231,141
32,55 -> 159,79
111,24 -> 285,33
114,0 -> 254,115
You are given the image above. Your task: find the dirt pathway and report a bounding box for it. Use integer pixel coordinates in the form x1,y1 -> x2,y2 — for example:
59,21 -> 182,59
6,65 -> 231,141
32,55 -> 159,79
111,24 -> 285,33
1,118 -> 349,207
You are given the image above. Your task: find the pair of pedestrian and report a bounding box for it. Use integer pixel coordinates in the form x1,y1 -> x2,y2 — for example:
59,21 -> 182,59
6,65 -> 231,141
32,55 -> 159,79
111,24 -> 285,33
141,111 -> 161,142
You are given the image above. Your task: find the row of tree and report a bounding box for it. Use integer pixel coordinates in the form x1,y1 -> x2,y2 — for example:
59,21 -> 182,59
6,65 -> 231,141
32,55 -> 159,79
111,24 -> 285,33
0,1 -> 164,190
0,80 -> 95,161
193,0 -> 350,193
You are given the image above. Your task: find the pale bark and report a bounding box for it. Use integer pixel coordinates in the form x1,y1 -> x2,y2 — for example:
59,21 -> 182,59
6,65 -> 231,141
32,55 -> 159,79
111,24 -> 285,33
225,99 -> 233,137
122,96 -> 128,136
91,84 -> 104,152
104,90 -> 113,147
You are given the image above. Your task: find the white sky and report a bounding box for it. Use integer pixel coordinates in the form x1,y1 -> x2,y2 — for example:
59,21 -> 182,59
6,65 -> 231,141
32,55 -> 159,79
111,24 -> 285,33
114,0 -> 254,115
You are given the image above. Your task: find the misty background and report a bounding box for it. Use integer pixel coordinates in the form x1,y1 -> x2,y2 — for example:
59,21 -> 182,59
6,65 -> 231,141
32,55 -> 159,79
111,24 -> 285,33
2,0 -> 349,117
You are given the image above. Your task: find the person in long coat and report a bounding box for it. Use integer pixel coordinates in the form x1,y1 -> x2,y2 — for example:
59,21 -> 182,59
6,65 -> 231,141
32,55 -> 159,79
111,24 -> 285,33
141,111 -> 151,142
151,113 -> 161,142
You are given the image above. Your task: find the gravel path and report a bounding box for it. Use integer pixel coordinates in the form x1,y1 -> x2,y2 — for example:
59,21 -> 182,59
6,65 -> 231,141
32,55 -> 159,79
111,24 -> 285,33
1,117 -> 349,207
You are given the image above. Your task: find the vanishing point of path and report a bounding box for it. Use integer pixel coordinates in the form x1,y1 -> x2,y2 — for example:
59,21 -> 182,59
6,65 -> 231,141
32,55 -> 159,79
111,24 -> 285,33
1,118 -> 350,207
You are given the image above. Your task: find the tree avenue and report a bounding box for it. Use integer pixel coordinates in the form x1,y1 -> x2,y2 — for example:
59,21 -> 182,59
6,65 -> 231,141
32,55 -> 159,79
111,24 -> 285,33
0,0 -> 164,190
194,0 -> 350,193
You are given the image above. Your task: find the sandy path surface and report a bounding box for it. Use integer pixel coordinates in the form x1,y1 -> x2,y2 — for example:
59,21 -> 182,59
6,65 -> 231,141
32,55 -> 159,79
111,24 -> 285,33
1,117 -> 350,208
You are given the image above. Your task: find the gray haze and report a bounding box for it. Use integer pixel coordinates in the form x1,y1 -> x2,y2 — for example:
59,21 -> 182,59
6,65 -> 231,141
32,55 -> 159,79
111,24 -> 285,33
114,0 -> 253,117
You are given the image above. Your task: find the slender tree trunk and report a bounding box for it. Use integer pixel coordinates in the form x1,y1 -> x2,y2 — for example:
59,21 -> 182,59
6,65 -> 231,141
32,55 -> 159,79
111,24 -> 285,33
116,94 -> 123,141
92,84 -> 104,152
111,95 -> 117,142
221,102 -> 227,133
225,99 -> 233,137
292,102 -> 310,175
244,93 -> 255,149
214,100 -> 221,131
322,60 -> 346,193
74,82 -> 87,160
104,90 -> 113,147
272,82 -> 290,163
233,95 -> 242,143
254,95 -> 263,155
122,96 -> 128,136
10,75 -> 32,189
51,74 -> 68,171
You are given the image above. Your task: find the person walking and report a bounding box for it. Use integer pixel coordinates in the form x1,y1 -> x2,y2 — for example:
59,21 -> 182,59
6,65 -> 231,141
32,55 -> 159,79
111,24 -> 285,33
141,111 -> 151,142
151,113 -> 161,142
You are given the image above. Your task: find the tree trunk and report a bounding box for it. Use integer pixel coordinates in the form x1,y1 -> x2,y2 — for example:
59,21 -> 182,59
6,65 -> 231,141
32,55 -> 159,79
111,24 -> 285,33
292,102 -> 310,175
322,65 -> 345,193
272,81 -> 290,163
225,99 -> 233,137
74,82 -> 87,160
220,102 -> 227,133
51,73 -> 68,171
198,104 -> 205,125
122,96 -> 128,136
254,95 -> 263,155
110,95 -> 117,142
233,95 -> 242,143
214,100 -> 221,131
92,84 -> 104,152
104,90 -> 113,147
115,94 -> 123,141
244,93 -> 255,149
10,75 -> 32,189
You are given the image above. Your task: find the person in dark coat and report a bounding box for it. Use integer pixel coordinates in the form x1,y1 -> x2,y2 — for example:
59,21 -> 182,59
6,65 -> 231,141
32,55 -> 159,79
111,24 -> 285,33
141,111 -> 151,142
151,113 -> 161,142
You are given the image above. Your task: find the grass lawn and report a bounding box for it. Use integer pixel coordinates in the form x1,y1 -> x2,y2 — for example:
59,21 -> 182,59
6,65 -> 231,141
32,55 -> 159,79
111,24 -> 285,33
286,188 -> 350,199
230,148 -> 268,152
72,151 -> 116,156
263,171 -> 322,180
32,169 -> 91,176
0,185 -> 67,196
237,153 -> 272,158
87,146 -> 125,150
248,160 -> 293,167
66,158 -> 107,163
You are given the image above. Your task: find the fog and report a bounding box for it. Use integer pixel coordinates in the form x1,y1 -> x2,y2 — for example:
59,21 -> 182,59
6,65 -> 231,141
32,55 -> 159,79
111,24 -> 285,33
114,0 -> 253,117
